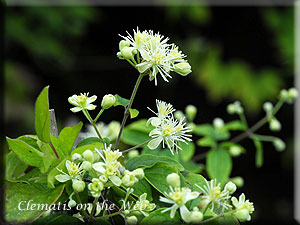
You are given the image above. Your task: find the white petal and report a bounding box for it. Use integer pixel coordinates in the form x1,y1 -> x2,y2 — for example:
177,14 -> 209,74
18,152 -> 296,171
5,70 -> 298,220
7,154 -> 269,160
147,137 -> 162,149
159,196 -> 174,204
170,204 -> 179,218
92,162 -> 106,174
110,175 -> 122,186
70,107 -> 82,113
136,62 -> 151,73
87,95 -> 97,104
180,205 -> 192,223
140,193 -> 147,201
150,117 -> 162,127
55,174 -> 71,183
139,48 -> 151,61
85,104 -> 96,110
183,191 -> 200,203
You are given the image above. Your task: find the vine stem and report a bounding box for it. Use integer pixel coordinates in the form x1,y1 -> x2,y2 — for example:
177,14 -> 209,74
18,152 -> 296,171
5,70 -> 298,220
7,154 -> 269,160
199,211 -> 235,224
75,193 -> 89,221
122,140 -> 150,153
114,74 -> 144,149
89,197 -> 99,221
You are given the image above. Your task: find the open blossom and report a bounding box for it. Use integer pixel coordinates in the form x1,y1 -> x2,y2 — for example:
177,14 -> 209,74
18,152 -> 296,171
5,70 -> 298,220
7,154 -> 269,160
196,179 -> 231,211
68,93 -> 97,113
148,116 -> 192,154
231,193 -> 254,222
147,100 -> 175,127
160,186 -> 199,223
133,193 -> 156,216
119,28 -> 191,85
55,160 -> 83,183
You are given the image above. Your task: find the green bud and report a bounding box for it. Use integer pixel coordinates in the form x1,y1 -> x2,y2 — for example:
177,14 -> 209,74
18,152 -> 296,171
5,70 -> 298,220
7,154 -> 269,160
119,40 -> 130,51
224,181 -> 237,194
213,118 -> 224,129
71,153 -> 82,162
174,110 -> 185,121
280,89 -> 289,100
227,104 -> 236,115
121,46 -> 134,60
269,118 -> 281,131
185,105 -> 197,121
128,150 -> 139,159
99,175 -> 108,183
68,199 -> 77,208
273,138 -> 286,152
199,199 -> 210,209
173,62 -> 192,76
190,211 -> 203,224
288,88 -> 298,99
72,180 -> 86,193
166,173 -> 180,187
263,102 -> 273,113
127,216 -> 138,225
101,94 -> 116,110
124,210 -> 130,215
133,168 -> 144,179
117,51 -> 124,59
235,209 -> 250,222
82,161 -> 92,171
93,151 -> 100,162
82,150 -> 94,163
229,145 -> 243,157
230,176 -> 244,188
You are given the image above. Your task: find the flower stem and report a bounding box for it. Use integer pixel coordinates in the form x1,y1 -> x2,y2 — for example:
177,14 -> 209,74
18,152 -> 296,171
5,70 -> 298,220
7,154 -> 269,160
100,211 -> 121,220
89,197 -> 99,221
83,109 -> 103,139
199,211 -> 234,224
203,201 -> 212,215
114,74 -> 144,149
122,140 -> 150,153
75,192 -> 89,221
94,109 -> 105,124
251,134 -> 277,142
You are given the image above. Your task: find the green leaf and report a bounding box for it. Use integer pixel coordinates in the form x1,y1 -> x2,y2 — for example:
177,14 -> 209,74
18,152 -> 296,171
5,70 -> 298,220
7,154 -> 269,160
197,136 -> 217,147
125,119 -> 152,133
71,143 -> 104,156
224,120 -> 247,131
50,135 -> 67,158
32,214 -> 85,225
91,218 -> 111,225
76,137 -> 110,148
207,148 -> 232,183
122,128 -> 149,146
180,160 -> 203,173
140,208 -> 182,225
5,151 -> 28,179
144,162 -> 178,195
35,86 -> 51,143
253,138 -> 263,168
58,122 -> 83,154
193,124 -> 215,136
185,173 -> 207,191
129,108 -> 139,119
132,178 -> 153,201
5,182 -> 65,223
18,135 -> 41,150
41,143 -> 57,173
114,94 -> 130,107
47,157 -> 70,188
178,141 -> 195,162
6,137 -> 43,168
126,154 -> 184,172
203,215 -> 240,225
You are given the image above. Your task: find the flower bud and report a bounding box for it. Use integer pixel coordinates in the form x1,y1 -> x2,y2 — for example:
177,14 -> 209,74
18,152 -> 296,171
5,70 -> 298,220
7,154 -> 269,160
133,168 -> 144,179
273,138 -> 286,152
224,181 -> 237,194
166,173 -> 180,187
68,199 -> 77,208
127,216 -> 138,225
263,102 -> 273,113
190,211 -> 203,224
230,176 -> 244,188
121,46 -> 134,60
213,118 -> 224,129
288,88 -> 298,99
72,180 -> 86,193
82,161 -> 92,171
128,150 -> 139,159
119,40 -> 130,51
280,89 -> 289,100
173,62 -> 192,76
235,209 -> 250,222
229,145 -> 243,157
101,94 -> 116,110
82,150 -> 94,163
174,110 -> 185,121
227,104 -> 236,114
117,51 -> 124,59
93,151 -> 100,162
71,153 -> 82,162
185,105 -> 197,121
269,118 -> 281,131
199,199 -> 210,209
99,175 -> 108,183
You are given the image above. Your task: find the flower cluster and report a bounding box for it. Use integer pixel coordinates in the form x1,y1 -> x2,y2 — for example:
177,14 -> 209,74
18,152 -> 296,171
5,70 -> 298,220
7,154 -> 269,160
118,28 -> 192,85
147,100 -> 192,154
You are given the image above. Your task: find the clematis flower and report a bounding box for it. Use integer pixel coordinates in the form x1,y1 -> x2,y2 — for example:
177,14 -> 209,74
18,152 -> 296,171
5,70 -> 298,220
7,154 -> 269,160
55,160 -> 83,182
133,193 -> 156,217
68,93 -> 97,113
160,187 -> 199,223
231,193 -> 254,222
88,178 -> 104,197
147,99 -> 175,127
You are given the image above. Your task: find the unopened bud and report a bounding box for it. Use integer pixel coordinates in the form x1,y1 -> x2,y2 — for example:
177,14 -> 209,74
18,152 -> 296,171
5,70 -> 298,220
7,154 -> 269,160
119,40 -> 130,51
68,199 -> 77,208
185,105 -> 197,121
269,118 -> 281,131
101,94 -> 116,110
235,209 -> 250,222
174,110 -> 185,121
82,161 -> 92,171
190,211 -> 203,223
82,150 -> 94,163
213,118 -> 224,129
166,173 -> 180,187
288,88 -> 298,99
121,46 -> 134,60
224,181 -> 237,194
128,150 -> 139,159
72,180 -> 86,193
71,153 -> 82,162
127,215 -> 138,225
173,62 -> 192,76
273,138 -> 286,152
229,145 -> 243,157
133,168 -> 144,179
230,177 -> 244,188
263,102 -> 273,113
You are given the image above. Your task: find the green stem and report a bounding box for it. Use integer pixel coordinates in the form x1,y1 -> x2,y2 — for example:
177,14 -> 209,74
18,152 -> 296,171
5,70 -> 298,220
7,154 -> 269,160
122,140 -> 150,153
83,109 -> 103,139
199,211 -> 234,224
203,201 -> 213,215
230,99 -> 284,143
83,109 -> 93,123
251,134 -> 277,142
89,197 -> 99,221
100,211 -> 121,220
75,193 -> 89,221
137,51 -> 140,64
91,122 -> 103,139
94,109 -> 105,124
126,59 -> 137,68
114,74 -> 144,149
239,112 -> 248,129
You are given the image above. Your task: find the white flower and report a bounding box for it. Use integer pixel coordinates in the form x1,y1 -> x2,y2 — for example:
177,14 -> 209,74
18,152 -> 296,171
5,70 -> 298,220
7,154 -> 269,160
133,193 -> 156,217
68,93 -> 97,113
195,179 -> 231,211
147,100 -> 175,127
55,160 -> 83,183
88,178 -> 104,197
120,28 -> 191,86
148,117 -> 192,154
231,193 -> 254,222
160,187 -> 199,223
